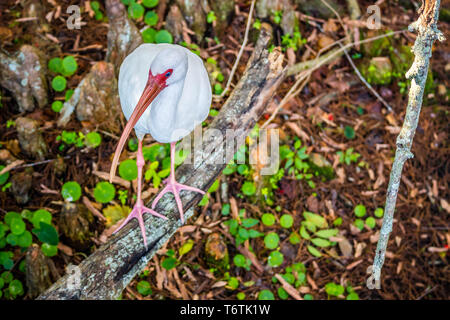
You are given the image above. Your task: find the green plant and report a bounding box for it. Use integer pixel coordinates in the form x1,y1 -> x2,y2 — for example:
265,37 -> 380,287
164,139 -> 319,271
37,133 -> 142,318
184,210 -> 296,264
272,10 -> 282,24
61,56 -> 78,77
365,216 -> 376,229
84,132 -> 102,148
119,159 -> 138,181
90,1 -> 104,20
51,101 -> 63,113
344,126 -> 355,139
136,280 -> 152,296
258,289 -> 275,300
61,181 -> 82,202
155,30 -> 173,44
233,254 -> 251,270
161,249 -> 178,270
128,2 -> 144,19
241,181 -> 256,196
264,232 -> 279,250
337,148 -> 360,165
142,0 -> 158,8
142,27 -> 157,43
354,204 -> 367,217
325,282 -> 345,297
144,11 -> 158,26
374,207 -> 384,218
261,213 -> 275,226
93,182 -> 116,204
51,76 -> 66,92
48,57 -> 63,74
280,214 -> 293,228
268,250 -> 284,267
207,11 -> 216,23
0,166 -> 10,185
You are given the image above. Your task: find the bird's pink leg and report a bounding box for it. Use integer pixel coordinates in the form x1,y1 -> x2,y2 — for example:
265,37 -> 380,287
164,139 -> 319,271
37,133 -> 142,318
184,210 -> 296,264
113,139 -> 167,247
151,142 -> 205,223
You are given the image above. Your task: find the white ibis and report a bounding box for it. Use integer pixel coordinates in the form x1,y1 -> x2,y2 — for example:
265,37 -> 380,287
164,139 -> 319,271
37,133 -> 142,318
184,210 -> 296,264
109,43 -> 212,246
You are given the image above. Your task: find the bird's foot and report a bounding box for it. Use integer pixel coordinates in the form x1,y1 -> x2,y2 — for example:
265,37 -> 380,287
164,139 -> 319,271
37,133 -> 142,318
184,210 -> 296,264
113,199 -> 167,247
151,180 -> 205,223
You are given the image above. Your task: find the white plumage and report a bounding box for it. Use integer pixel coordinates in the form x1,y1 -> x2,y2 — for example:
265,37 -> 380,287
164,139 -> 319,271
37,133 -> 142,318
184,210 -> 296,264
110,43 -> 212,246
118,44 -> 211,142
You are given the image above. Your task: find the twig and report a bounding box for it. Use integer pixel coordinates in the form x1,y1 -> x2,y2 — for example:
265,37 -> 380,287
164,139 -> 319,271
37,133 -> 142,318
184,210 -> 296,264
321,0 -> 393,112
367,0 -> 445,288
214,0 -> 255,99
263,29 -> 405,128
274,274 -> 303,300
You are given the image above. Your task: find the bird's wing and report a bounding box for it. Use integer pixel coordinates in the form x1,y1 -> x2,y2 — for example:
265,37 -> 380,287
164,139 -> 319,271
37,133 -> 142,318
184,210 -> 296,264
170,49 -> 212,141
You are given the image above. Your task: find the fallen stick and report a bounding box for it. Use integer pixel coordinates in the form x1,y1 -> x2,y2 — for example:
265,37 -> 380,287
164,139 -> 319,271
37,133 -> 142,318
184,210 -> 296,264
38,27 -> 285,300
367,0 -> 445,289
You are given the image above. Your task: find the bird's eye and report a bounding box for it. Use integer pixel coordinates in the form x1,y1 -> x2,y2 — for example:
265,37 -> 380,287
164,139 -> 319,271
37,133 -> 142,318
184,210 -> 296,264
165,71 -> 171,78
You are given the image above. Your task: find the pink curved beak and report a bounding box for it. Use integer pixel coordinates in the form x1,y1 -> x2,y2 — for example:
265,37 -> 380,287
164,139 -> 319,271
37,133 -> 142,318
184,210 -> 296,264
109,78 -> 166,183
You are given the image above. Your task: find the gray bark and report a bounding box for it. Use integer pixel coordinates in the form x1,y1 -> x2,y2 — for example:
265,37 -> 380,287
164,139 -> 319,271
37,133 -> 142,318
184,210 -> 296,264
38,27 -> 285,300
367,0 -> 445,288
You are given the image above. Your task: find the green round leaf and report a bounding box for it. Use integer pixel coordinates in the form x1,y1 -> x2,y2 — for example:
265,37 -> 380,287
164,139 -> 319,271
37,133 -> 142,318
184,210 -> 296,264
9,279 -> 24,297
278,287 -> 289,300
5,212 -> 21,226
161,256 -> 177,270
93,182 -> 116,204
233,254 -> 247,268
128,2 -> 144,19
128,138 -> 138,151
1,271 -> 13,283
85,131 -> 102,148
142,28 -> 157,43
142,0 -> 158,8
6,233 -> 19,246
280,214 -> 293,228
136,280 -> 152,296
268,251 -> 284,267
365,216 -> 376,229
304,294 -> 314,300
0,278 -> 4,289
90,1 -> 100,11
258,289 -> 275,300
41,243 -> 58,257
51,75 -> 67,92
144,10 -> 158,26
62,56 -> 78,76
325,282 -> 345,296
119,159 -> 138,181
344,125 -> 355,139
261,213 -> 275,226
354,218 -> 365,231
51,101 -> 63,112
65,89 -> 74,101
347,292 -> 359,300
241,181 -> 256,196
0,165 -> 10,185
289,231 -> 300,244
17,231 -> 32,248
236,292 -> 246,300
10,218 -> 25,235
48,57 -> 63,74
354,204 -> 367,217
95,11 -> 104,20
61,181 -> 82,202
33,222 -> 59,245
155,30 -> 173,44
31,209 -> 52,228
374,207 -> 384,218
264,232 -> 279,250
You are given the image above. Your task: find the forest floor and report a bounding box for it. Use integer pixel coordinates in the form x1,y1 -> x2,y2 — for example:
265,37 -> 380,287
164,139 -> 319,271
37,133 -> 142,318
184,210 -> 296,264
0,0 -> 448,300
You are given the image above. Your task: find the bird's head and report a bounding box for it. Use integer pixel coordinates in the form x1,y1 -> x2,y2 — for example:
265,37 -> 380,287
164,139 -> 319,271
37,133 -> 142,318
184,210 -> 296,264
109,47 -> 188,182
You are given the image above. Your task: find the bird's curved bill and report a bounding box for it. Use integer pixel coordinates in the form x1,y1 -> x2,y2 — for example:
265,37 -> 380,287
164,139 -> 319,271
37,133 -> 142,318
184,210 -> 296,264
109,82 -> 165,182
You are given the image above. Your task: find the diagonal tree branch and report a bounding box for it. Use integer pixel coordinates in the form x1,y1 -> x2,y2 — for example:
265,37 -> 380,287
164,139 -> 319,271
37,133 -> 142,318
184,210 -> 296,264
367,0 -> 445,289
37,27 -> 285,300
